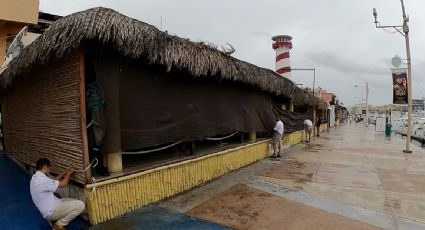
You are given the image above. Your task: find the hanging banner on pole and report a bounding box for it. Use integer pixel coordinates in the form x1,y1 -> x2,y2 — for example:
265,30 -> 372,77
391,68 -> 408,104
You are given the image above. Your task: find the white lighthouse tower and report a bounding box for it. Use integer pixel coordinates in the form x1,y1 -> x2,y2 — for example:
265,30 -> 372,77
272,35 -> 293,80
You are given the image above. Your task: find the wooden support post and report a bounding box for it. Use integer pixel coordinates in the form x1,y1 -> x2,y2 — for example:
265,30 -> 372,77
79,49 -> 92,183
94,58 -> 123,174
189,141 -> 195,155
249,131 -> 256,142
313,108 -> 317,136
289,99 -> 294,112
107,152 -> 123,173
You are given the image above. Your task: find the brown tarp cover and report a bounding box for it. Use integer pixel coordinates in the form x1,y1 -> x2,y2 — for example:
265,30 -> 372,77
272,102 -> 314,133
94,59 -> 276,152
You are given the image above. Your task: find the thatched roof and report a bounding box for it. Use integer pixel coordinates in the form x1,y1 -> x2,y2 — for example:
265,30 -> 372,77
0,7 -> 327,109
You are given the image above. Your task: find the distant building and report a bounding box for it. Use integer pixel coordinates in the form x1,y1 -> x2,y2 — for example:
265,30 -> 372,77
391,99 -> 424,113
22,12 -> 62,45
321,92 -> 336,105
0,0 -> 39,66
369,104 -> 402,114
1,9 -> 61,71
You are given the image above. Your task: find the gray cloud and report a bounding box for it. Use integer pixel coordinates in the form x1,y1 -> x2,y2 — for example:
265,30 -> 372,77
306,52 -> 388,76
249,31 -> 273,38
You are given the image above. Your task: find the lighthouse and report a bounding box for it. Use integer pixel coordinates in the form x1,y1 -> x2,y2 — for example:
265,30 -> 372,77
272,35 -> 293,80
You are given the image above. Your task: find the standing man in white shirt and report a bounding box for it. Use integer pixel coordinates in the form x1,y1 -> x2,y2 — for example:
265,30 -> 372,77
272,117 -> 284,158
304,118 -> 313,143
30,158 -> 85,230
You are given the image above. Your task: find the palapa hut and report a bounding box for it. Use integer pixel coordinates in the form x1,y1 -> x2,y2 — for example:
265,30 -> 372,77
0,7 -> 327,224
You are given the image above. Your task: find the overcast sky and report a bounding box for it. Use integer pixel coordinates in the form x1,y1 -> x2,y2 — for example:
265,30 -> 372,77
40,0 -> 425,106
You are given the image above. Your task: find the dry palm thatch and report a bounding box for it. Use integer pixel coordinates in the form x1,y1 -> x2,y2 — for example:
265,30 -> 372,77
0,7 -> 327,109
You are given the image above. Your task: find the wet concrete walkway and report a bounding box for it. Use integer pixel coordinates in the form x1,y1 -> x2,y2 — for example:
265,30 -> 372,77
87,205 -> 230,230
158,124 -> 425,230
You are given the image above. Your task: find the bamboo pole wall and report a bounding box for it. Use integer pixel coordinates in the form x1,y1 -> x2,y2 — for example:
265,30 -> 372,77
3,51 -> 86,183
84,140 -> 270,224
288,130 -> 305,145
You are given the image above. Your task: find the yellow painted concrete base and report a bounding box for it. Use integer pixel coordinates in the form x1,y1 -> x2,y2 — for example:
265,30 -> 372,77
320,123 -> 328,133
85,140 -> 269,224
107,152 -> 123,173
281,123 -> 328,147
285,130 -> 305,146
84,125 -> 330,224
249,130 -> 256,141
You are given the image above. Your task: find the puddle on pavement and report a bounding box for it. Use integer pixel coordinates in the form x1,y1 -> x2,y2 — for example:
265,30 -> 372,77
377,168 -> 425,194
187,184 -> 382,230
260,159 -> 384,191
294,173 -> 314,183
304,143 -> 324,152
292,161 -> 306,168
384,196 -> 401,211
257,160 -> 318,184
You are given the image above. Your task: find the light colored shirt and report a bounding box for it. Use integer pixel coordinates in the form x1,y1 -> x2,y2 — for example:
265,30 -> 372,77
274,120 -> 284,135
304,119 -> 313,127
30,171 -> 61,219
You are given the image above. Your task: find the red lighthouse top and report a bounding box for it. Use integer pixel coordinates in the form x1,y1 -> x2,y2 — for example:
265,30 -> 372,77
272,35 -> 293,50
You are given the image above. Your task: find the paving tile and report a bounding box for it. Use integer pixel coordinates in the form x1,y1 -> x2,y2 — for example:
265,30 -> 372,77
187,184 -> 381,230
378,168 -> 425,194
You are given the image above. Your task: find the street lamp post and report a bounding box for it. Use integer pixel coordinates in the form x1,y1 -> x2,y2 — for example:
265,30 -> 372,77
366,81 -> 369,128
373,0 -> 413,153
355,82 -> 369,127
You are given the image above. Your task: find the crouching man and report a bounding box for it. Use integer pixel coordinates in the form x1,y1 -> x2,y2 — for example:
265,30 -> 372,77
30,158 -> 85,230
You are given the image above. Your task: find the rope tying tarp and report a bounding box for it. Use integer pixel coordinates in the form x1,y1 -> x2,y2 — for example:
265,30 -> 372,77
121,132 -> 239,155
78,158 -> 99,194
86,120 -> 94,129
75,157 -> 98,173
205,132 -> 239,141
122,141 -> 182,155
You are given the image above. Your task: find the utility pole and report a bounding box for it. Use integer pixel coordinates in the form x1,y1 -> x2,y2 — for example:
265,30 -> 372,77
354,82 -> 368,127
401,0 -> 413,153
366,81 -> 369,127
373,0 -> 413,153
